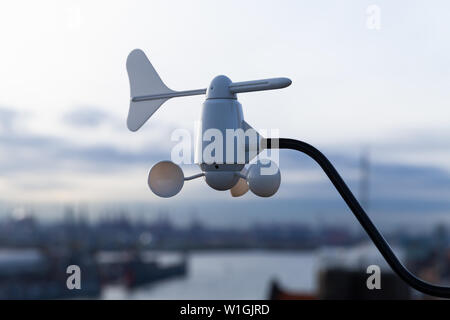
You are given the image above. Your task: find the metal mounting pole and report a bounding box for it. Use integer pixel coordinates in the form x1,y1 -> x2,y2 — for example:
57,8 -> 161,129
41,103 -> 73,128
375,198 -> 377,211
267,137 -> 450,298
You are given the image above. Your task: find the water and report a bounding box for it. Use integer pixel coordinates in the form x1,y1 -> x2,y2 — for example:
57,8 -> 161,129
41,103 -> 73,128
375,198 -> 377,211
102,250 -> 318,300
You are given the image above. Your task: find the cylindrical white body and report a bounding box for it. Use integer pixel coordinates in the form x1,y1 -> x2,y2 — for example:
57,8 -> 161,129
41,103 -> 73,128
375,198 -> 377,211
195,75 -> 245,190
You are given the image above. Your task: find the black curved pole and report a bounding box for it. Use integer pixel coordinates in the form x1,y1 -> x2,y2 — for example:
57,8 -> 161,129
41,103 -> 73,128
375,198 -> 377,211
266,138 -> 450,298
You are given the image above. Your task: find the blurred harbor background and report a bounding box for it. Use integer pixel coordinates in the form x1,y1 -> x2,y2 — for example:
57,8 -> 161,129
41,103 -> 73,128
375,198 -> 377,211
0,206 -> 448,299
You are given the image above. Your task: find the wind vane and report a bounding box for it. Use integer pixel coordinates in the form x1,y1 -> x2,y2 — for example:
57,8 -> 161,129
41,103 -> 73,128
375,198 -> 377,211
127,49 -> 289,198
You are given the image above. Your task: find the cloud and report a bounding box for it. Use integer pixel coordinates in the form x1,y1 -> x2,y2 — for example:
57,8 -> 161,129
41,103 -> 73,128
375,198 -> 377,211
0,107 -> 17,131
0,122 -> 166,175
1,103 -> 450,220
62,107 -> 110,127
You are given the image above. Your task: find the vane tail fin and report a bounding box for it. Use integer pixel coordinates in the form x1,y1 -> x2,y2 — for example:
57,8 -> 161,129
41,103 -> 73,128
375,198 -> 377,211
126,49 -> 174,131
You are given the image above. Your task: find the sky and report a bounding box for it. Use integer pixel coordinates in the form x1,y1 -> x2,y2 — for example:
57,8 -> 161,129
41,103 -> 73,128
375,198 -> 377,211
0,1 -> 450,228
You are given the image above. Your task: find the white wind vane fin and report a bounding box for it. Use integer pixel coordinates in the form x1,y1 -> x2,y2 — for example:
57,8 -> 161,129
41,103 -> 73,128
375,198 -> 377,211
126,49 -> 175,131
126,49 -> 206,131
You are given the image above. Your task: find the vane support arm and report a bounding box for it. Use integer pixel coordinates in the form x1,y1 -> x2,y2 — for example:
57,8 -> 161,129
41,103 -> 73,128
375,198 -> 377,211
132,89 -> 207,102
266,137 -> 450,298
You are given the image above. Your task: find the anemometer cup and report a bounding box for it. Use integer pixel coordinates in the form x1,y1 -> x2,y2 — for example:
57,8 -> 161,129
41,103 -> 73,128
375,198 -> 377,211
247,160 -> 281,197
148,161 -> 184,198
230,168 -> 250,197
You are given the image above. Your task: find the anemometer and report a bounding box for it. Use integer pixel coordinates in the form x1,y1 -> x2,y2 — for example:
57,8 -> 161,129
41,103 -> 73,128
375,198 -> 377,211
126,49 -> 450,298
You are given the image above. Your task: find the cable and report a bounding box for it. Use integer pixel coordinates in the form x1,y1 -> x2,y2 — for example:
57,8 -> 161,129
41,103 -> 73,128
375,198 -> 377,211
266,138 -> 450,298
